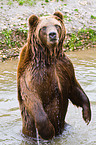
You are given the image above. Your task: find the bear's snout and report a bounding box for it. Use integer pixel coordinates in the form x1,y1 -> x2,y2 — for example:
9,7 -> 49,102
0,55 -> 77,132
49,32 -> 57,41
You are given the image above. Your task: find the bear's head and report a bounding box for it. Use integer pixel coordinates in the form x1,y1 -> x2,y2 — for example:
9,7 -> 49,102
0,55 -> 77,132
28,12 -> 66,62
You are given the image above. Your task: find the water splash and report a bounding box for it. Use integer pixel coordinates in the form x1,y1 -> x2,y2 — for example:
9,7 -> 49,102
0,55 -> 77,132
36,128 -> 40,145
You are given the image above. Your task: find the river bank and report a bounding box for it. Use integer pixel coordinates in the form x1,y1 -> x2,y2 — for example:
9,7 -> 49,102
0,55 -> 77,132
0,0 -> 96,61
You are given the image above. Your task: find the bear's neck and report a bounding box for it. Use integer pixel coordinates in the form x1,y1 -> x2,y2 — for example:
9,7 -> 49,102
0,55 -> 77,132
30,34 -> 63,66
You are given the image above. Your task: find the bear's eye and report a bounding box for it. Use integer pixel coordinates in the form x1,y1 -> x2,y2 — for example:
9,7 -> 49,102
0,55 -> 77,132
55,25 -> 61,32
39,26 -> 47,37
41,26 -> 46,32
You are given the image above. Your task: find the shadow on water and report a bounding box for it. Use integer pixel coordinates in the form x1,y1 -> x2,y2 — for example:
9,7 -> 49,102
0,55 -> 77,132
0,48 -> 96,145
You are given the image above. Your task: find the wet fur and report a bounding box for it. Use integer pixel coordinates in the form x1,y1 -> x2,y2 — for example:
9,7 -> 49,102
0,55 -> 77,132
17,12 -> 91,140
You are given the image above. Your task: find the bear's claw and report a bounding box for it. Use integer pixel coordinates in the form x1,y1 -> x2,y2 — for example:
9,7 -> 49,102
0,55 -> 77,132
82,107 -> 91,125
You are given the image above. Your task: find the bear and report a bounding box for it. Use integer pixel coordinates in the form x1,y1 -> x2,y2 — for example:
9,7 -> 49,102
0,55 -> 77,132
17,11 -> 91,140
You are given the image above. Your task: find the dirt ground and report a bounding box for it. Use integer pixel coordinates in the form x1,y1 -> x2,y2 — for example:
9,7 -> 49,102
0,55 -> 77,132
0,0 -> 96,61
0,0 -> 96,33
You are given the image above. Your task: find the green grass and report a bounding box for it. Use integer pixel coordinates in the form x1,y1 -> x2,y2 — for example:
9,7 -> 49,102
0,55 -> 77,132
63,15 -> 68,19
14,0 -> 67,5
1,29 -> 12,48
64,28 -> 96,51
1,28 -> 28,50
64,4 -> 67,6
78,28 -> 96,42
74,9 -> 78,12
0,28 -> 95,60
7,0 -> 13,5
91,15 -> 96,19
16,0 -> 35,5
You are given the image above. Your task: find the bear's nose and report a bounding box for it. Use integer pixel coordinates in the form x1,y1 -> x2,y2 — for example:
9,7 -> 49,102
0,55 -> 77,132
49,32 -> 56,40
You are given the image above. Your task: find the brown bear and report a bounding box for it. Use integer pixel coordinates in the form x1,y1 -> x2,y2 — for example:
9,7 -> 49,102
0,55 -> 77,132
17,11 -> 91,140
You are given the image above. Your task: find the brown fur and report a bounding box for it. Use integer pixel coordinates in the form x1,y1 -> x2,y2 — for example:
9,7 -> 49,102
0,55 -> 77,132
17,12 -> 91,140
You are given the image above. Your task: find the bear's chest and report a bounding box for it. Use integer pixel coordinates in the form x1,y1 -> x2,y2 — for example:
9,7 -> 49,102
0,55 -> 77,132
31,65 -> 58,94
25,62 -> 71,104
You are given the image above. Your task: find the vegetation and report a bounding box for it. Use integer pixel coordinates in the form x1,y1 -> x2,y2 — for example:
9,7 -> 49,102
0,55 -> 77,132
0,28 -> 28,60
7,0 -> 13,5
0,28 -> 95,61
12,0 -> 65,5
74,9 -> 78,12
0,0 -> 95,60
64,28 -> 96,51
91,15 -> 96,19
1,28 -> 28,49
16,0 -> 35,6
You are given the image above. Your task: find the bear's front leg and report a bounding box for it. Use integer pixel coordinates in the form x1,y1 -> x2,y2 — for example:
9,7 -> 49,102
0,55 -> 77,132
69,79 -> 91,124
19,76 -> 55,140
34,103 -> 55,140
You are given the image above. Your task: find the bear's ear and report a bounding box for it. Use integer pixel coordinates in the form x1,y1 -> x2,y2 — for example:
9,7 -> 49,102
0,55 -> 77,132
29,15 -> 39,27
54,11 -> 63,20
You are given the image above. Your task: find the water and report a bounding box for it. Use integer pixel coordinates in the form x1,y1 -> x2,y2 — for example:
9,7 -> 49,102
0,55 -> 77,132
36,128 -> 40,145
0,48 -> 96,145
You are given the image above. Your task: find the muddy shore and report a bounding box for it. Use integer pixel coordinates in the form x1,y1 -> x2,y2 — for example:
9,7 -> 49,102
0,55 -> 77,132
0,0 -> 96,61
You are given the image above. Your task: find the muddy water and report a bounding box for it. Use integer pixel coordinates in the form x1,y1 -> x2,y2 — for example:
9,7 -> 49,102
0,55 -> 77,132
0,48 -> 96,145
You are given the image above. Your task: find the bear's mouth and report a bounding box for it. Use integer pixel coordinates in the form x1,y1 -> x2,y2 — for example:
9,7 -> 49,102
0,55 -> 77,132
48,38 -> 59,48
49,37 -> 59,45
50,38 -> 57,42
